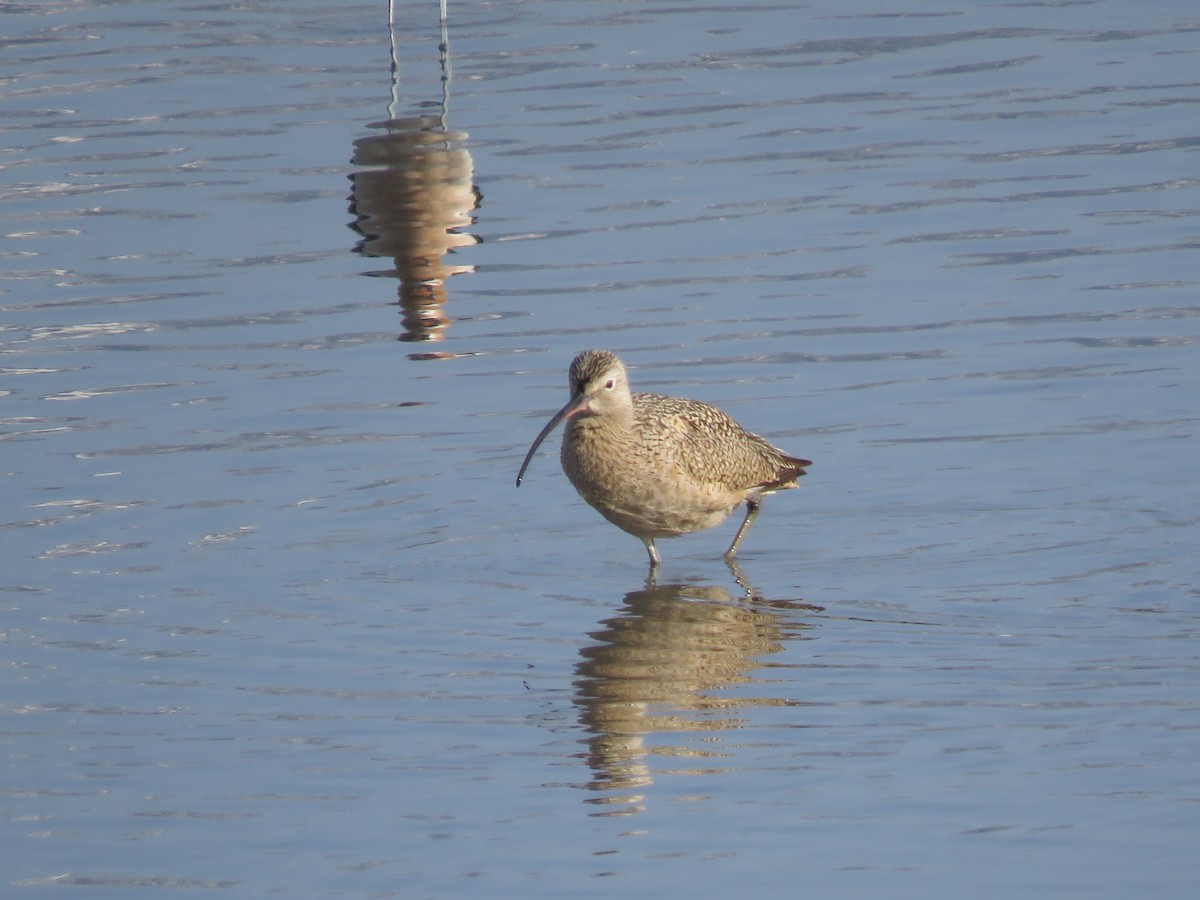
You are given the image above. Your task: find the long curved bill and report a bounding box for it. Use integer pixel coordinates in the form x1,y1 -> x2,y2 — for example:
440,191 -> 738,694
515,391 -> 588,487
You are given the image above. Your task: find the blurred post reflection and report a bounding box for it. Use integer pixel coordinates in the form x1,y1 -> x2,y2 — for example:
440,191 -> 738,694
574,579 -> 819,817
348,0 -> 479,360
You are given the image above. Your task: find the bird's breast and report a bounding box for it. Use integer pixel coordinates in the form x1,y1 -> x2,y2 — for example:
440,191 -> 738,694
560,418 -> 740,538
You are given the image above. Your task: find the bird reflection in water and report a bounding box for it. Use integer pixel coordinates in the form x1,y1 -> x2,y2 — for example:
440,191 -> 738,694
573,572 -> 821,816
348,0 -> 479,359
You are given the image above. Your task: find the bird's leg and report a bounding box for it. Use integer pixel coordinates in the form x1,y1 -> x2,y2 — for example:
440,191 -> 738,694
724,498 -> 761,560
642,537 -> 661,569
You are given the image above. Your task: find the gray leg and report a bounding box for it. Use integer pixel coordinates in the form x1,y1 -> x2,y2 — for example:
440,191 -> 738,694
642,537 -> 661,568
724,498 -> 761,560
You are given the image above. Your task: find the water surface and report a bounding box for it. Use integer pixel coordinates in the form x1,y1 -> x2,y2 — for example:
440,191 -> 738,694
2,1 -> 1198,896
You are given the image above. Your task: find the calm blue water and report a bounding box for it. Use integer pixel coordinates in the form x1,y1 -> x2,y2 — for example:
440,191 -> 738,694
2,0 -> 1198,896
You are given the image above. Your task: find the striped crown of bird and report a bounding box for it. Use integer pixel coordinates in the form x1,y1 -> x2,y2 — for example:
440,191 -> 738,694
517,350 -> 811,567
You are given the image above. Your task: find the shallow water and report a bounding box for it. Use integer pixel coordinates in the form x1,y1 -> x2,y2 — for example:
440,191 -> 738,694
3,0 -> 1198,896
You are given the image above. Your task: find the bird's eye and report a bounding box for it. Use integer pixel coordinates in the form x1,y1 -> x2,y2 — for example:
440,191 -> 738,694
604,379 -> 615,390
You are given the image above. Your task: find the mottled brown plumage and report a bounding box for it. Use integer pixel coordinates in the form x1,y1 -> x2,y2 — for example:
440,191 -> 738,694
516,350 -> 811,566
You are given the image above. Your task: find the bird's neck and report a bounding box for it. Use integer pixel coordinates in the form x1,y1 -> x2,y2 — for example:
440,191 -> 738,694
568,403 -> 635,442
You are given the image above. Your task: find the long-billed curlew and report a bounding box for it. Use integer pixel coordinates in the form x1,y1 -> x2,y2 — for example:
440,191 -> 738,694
516,350 -> 811,567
